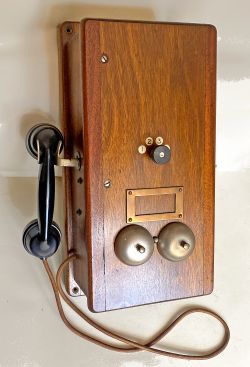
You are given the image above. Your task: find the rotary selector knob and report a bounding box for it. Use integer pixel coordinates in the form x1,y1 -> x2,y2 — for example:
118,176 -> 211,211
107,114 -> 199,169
150,145 -> 171,165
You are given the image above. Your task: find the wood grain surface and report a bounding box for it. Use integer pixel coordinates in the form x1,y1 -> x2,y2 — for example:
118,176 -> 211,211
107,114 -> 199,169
58,22 -> 87,297
60,19 -> 216,312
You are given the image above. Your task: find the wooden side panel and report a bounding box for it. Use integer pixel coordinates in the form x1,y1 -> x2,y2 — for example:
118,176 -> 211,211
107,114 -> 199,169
58,22 -> 88,297
82,21 -> 106,311
203,26 -> 217,294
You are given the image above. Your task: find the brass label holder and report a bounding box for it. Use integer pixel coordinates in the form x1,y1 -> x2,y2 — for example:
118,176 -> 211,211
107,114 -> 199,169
126,187 -> 184,223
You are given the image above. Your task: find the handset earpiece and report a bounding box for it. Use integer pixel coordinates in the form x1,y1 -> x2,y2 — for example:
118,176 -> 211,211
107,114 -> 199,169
22,124 -> 63,259
23,219 -> 61,259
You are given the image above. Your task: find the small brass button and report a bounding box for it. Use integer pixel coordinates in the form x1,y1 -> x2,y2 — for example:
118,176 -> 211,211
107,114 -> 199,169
145,137 -> 153,146
155,136 -> 163,145
138,145 -> 146,154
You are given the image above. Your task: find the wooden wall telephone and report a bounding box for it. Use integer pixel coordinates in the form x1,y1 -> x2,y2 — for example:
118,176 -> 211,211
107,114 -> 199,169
22,19 -> 230,359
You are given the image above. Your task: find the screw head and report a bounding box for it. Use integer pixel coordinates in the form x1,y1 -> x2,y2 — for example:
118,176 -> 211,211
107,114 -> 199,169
128,218 -> 133,222
178,213 -> 183,218
181,242 -> 190,250
101,54 -> 108,63
136,244 -> 146,253
104,180 -> 111,188
153,236 -> 159,244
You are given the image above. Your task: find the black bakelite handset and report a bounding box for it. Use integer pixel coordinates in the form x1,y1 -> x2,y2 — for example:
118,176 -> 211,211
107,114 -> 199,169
22,124 -> 63,259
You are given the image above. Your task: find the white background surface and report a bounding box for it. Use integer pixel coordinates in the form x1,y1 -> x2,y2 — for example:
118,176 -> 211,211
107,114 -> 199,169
0,1 -> 250,366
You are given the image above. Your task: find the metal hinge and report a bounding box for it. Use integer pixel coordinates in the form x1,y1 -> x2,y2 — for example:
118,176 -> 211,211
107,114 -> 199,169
37,139 -> 81,170
56,155 -> 81,169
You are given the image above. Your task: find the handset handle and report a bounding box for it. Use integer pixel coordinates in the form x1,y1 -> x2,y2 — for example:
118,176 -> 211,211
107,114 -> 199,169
22,124 -> 63,259
38,147 -> 55,241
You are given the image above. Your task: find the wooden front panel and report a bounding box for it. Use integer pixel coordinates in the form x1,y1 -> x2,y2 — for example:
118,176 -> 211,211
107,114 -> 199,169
81,20 -> 216,312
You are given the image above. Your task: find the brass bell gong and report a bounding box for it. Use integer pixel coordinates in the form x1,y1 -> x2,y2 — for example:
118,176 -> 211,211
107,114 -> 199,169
114,224 -> 154,266
157,222 -> 195,261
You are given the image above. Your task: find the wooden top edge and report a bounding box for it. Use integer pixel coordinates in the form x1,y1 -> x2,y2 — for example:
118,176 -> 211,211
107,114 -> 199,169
59,19 -> 217,33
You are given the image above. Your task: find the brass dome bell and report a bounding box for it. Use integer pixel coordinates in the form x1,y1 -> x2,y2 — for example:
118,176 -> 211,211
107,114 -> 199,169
157,222 -> 195,261
114,224 -> 154,266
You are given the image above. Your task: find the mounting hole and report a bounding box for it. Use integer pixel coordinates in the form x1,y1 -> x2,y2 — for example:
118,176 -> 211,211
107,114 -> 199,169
72,286 -> 79,295
77,177 -> 83,184
66,27 -> 73,34
76,209 -> 82,216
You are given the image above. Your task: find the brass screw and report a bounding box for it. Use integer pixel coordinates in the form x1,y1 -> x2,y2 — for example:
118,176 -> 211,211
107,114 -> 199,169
182,242 -> 190,250
153,236 -> 159,244
101,54 -> 108,63
104,180 -> 111,188
128,191 -> 133,195
179,188 -> 183,192
178,213 -> 183,218
128,218 -> 132,222
136,244 -> 146,253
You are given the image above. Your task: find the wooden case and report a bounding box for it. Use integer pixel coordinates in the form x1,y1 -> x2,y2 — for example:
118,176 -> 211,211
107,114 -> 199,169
58,19 -> 216,312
